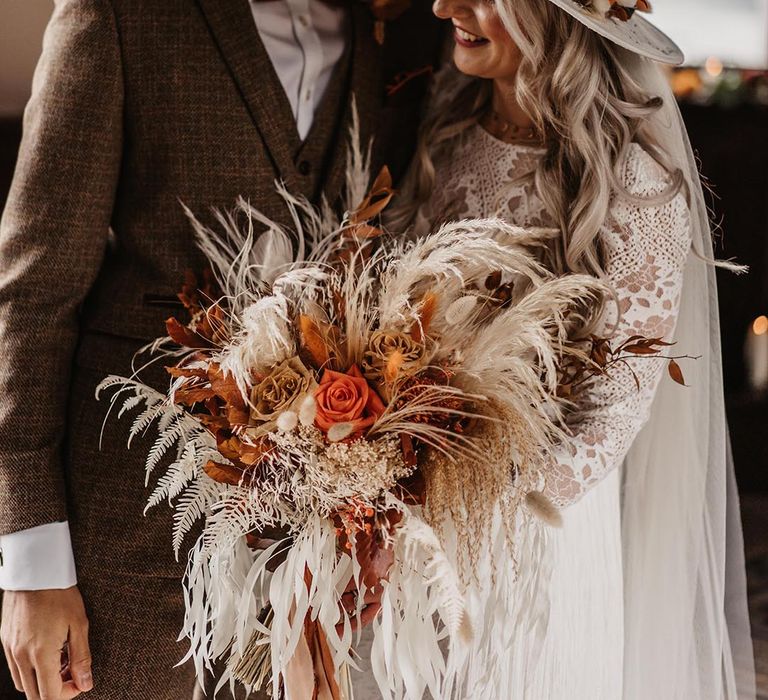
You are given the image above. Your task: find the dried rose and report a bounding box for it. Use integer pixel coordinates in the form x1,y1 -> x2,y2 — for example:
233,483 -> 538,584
363,330 -> 426,382
314,365 -> 386,438
249,357 -> 316,429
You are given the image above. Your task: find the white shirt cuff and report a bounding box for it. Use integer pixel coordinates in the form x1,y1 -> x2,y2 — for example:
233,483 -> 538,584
0,521 -> 77,591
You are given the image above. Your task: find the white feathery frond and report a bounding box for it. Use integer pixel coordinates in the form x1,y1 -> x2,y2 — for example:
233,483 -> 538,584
173,477 -> 225,556
145,448 -> 199,512
144,414 -> 186,477
396,516 -> 472,643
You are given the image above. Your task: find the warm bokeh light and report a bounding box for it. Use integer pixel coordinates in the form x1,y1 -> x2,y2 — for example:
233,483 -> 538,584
705,56 -> 724,78
753,315 -> 768,336
670,68 -> 704,99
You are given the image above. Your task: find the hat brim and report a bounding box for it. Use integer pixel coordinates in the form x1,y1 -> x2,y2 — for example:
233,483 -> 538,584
546,0 -> 684,65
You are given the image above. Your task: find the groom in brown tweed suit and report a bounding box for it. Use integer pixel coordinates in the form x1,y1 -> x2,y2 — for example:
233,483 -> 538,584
0,0 -> 442,698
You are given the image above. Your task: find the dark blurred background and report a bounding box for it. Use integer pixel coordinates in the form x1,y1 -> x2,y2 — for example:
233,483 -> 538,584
0,1 -> 767,698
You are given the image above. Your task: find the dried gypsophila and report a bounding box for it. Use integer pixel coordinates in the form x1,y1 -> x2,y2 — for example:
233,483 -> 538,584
263,425 -> 412,521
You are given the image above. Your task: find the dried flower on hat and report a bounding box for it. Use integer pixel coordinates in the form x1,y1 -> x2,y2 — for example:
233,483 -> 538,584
578,0 -> 652,21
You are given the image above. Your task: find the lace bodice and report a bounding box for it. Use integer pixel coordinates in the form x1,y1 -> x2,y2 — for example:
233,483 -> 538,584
422,125 -> 693,507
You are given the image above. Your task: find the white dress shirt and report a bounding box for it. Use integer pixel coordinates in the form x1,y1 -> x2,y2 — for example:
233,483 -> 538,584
0,0 -> 347,592
251,0 -> 347,140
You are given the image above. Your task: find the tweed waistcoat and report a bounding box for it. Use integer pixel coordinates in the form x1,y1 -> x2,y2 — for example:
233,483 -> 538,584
0,0 -> 444,555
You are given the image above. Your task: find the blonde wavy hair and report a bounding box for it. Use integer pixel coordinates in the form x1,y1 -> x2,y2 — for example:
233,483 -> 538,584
392,0 -> 685,278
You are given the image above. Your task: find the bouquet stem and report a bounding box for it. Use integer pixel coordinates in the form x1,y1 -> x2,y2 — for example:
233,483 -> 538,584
231,605 -> 274,692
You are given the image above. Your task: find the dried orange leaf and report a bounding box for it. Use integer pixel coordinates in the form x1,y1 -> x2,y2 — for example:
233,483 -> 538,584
349,166 -> 394,223
208,365 -> 247,410
203,460 -> 244,486
174,385 -> 217,405
348,223 -> 384,240
299,315 -> 330,368
411,292 -> 437,342
166,317 -> 212,349
165,366 -> 208,379
668,359 -> 687,386
623,344 -> 661,355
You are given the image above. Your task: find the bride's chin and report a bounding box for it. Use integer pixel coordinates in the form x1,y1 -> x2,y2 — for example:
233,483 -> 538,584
452,50 -> 489,78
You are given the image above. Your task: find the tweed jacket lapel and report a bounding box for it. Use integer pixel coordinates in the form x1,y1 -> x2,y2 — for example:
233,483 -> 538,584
323,3 -> 384,202
195,0 -> 303,190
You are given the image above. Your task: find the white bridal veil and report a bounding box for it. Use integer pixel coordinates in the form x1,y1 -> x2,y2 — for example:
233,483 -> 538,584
619,51 -> 756,700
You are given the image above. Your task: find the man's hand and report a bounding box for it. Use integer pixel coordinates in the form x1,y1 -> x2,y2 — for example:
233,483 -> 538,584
1,587 -> 92,700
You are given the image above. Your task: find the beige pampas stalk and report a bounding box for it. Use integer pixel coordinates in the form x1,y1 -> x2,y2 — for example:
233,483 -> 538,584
525,491 -> 563,528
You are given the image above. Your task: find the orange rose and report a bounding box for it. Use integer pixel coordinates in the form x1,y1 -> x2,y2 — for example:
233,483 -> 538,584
314,365 -> 386,437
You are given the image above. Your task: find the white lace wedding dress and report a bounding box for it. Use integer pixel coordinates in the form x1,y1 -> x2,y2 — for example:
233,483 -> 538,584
351,123 -> 692,699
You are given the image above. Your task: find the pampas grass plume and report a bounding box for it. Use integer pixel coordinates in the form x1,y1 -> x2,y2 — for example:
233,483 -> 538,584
525,491 -> 563,528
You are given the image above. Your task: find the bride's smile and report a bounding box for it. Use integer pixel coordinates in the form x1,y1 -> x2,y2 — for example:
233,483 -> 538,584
453,25 -> 489,47
432,0 -> 523,80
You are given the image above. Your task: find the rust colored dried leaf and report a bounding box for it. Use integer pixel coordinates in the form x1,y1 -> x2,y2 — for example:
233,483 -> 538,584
208,364 -> 247,410
203,460 -> 244,486
166,317 -> 212,349
623,344 -> 662,355
399,433 -> 418,468
410,292 -> 437,342
239,439 -> 272,466
485,270 -> 502,290
348,223 -> 384,240
668,359 -> 687,386
197,413 -> 229,433
349,166 -> 394,224
299,315 -> 331,369
165,366 -> 209,379
216,435 -> 244,461
227,405 -> 251,427
174,384 -> 217,406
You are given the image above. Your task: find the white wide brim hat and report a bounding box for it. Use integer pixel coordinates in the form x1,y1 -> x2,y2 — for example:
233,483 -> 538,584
546,0 -> 684,65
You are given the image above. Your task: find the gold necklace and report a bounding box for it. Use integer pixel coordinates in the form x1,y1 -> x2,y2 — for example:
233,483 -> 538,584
482,109 -> 543,146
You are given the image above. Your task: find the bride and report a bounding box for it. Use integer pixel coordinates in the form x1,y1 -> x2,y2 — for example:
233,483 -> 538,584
354,0 -> 757,698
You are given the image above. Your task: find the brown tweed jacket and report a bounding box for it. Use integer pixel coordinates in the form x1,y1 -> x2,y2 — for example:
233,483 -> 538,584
0,0 -> 443,576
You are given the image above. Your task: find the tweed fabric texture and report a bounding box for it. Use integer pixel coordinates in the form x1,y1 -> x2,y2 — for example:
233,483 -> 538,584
0,0 -> 443,694
0,0 -> 442,533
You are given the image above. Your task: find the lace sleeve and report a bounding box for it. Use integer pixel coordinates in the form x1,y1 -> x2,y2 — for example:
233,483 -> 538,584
544,145 -> 693,508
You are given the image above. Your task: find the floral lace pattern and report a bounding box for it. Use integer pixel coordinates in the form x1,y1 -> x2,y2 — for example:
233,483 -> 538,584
423,124 -> 693,507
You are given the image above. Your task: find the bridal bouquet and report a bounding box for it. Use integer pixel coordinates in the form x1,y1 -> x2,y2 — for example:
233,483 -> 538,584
98,129 -> 621,699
